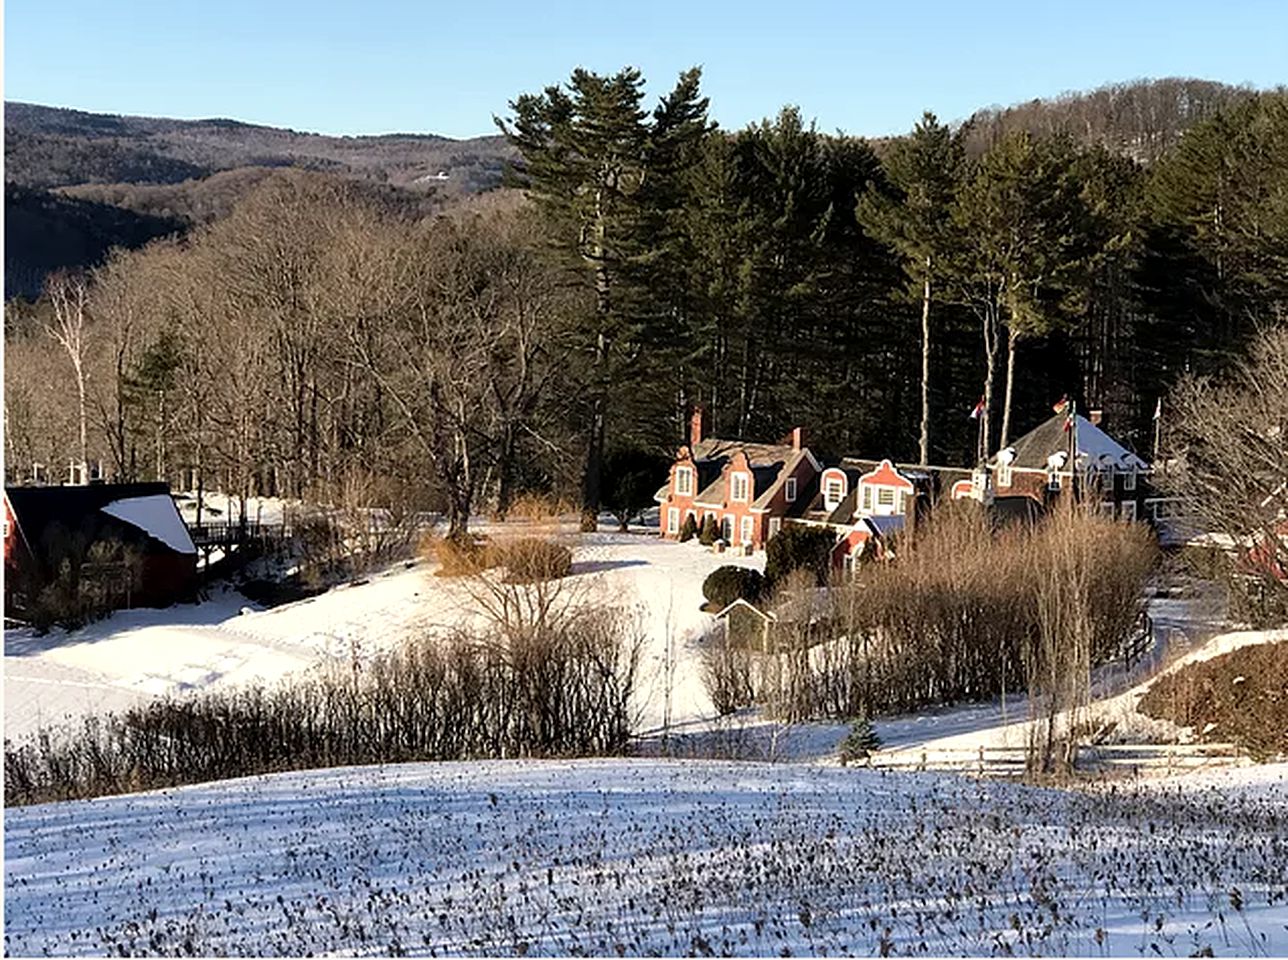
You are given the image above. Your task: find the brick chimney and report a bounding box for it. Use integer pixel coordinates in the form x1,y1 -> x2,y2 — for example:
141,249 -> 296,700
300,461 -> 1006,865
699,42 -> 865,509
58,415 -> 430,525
790,426 -> 805,451
689,406 -> 707,448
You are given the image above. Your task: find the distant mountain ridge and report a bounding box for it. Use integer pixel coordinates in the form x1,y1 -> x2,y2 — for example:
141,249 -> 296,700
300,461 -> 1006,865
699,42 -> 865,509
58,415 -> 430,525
4,101 -> 515,192
2,78 -> 1267,300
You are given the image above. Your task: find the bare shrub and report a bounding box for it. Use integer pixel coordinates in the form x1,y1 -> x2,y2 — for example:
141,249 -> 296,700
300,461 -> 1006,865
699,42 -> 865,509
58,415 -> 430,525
753,505 -> 1156,732
1138,640 -> 1287,761
1164,324 -> 1288,617
700,628 -> 755,716
4,607 -> 643,806
498,537 -> 572,583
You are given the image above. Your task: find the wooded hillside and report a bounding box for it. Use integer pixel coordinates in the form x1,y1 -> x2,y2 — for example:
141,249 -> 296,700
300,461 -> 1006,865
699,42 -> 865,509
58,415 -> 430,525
6,75 -> 1286,531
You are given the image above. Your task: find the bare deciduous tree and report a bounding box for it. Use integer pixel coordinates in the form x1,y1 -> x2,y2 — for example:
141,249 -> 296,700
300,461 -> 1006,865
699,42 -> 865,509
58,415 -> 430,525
1165,325 -> 1288,613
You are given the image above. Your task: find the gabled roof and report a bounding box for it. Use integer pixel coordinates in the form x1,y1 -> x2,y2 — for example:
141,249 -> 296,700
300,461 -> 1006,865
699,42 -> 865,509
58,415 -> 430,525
5,482 -> 195,559
996,414 -> 1149,472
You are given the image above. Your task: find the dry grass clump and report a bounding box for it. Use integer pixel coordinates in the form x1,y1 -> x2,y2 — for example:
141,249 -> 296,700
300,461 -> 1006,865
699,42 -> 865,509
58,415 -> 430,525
423,533 -> 498,577
1138,640 -> 1288,760
498,537 -> 572,583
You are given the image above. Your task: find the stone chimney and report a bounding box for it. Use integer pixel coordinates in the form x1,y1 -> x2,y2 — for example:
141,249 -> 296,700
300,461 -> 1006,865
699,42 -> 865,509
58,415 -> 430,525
1089,409 -> 1103,427
689,406 -> 707,448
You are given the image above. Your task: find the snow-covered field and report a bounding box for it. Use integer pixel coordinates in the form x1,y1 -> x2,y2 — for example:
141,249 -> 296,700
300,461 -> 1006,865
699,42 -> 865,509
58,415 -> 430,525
5,759 -> 1286,957
4,530 -> 758,744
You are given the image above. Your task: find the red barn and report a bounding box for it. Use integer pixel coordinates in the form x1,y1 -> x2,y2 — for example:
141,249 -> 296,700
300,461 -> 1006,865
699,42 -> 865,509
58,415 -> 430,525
4,482 -> 197,617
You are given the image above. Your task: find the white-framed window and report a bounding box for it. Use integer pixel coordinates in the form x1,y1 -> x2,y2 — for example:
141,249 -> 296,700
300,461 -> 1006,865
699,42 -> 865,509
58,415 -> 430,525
768,517 -> 782,539
1099,501 -> 1115,517
862,485 -> 874,513
997,463 -> 1012,487
666,507 -> 680,534
1120,500 -> 1137,522
785,477 -> 797,502
721,516 -> 733,542
740,515 -> 754,545
823,476 -> 845,509
675,466 -> 694,496
1123,468 -> 1137,492
877,487 -> 895,507
730,472 -> 750,502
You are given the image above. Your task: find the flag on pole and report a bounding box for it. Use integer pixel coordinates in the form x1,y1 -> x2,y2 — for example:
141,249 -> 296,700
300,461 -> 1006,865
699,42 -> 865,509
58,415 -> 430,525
969,396 -> 985,419
1062,400 -> 1075,433
1153,398 -> 1162,421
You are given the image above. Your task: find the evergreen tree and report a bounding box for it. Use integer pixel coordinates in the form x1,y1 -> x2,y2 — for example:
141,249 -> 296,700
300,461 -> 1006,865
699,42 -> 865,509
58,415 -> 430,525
857,112 -> 964,464
497,67 -> 710,529
950,132 -> 1092,451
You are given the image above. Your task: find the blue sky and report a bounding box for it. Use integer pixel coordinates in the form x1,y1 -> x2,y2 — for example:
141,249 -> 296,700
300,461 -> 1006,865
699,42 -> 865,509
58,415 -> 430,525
5,1 -> 1285,140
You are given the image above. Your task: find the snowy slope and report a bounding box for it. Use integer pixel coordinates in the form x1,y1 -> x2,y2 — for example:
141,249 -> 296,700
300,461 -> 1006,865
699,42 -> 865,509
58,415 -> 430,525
5,759 -> 1286,957
4,533 -> 752,743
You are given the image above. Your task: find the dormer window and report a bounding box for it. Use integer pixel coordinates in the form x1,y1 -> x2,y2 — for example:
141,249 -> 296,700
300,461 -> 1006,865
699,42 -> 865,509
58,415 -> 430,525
877,487 -> 896,509
731,472 -> 750,502
676,466 -> 694,496
785,477 -> 797,502
823,475 -> 846,510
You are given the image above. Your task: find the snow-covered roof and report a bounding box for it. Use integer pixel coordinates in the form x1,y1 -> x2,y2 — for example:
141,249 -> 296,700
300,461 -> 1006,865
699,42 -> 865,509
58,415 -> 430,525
996,414 -> 1149,472
100,495 -> 196,554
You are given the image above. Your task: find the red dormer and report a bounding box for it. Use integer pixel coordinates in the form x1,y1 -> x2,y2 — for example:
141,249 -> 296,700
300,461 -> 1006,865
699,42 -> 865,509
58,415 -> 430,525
857,459 -> 915,517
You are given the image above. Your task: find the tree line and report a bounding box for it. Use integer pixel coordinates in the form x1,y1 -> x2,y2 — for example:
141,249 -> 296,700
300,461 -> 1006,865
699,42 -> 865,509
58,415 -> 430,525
6,71 -> 1287,529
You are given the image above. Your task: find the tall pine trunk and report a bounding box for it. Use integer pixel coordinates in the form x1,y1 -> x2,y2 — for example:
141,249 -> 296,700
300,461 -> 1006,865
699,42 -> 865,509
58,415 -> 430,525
1000,325 -> 1019,450
580,250 -> 611,532
919,256 -> 932,465
979,297 -> 1000,462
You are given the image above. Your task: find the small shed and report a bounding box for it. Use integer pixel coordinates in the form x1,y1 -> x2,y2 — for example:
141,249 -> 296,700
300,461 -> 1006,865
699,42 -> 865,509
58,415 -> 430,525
4,482 -> 197,616
714,597 -> 776,651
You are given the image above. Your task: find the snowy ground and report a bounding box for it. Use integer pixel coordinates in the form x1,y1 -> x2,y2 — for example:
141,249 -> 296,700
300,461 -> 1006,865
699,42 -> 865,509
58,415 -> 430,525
5,530 -> 756,744
5,758 -> 1285,957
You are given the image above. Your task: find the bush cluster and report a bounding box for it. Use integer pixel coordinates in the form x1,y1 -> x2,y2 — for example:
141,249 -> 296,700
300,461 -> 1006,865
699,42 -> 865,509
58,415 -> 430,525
701,565 -> 765,611
704,506 -> 1157,731
1138,640 -> 1287,761
4,610 -> 640,806
764,524 -> 835,587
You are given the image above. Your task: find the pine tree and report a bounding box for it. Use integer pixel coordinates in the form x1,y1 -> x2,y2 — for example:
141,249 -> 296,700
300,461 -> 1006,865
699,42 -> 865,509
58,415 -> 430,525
950,132 -> 1092,451
857,112 -> 964,464
497,67 -> 710,529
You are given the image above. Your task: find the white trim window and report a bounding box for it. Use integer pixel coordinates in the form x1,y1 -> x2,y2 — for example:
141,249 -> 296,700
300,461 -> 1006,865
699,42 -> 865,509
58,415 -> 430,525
675,466 -> 694,496
785,477 -> 797,502
666,507 -> 680,534
862,485 -> 874,513
1120,500 -> 1137,522
996,463 -> 1012,487
823,475 -> 845,510
877,487 -> 896,510
730,472 -> 750,502
1123,468 -> 1137,492
768,517 -> 782,539
740,515 -> 754,546
1099,501 -> 1115,518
